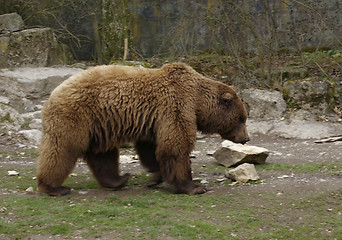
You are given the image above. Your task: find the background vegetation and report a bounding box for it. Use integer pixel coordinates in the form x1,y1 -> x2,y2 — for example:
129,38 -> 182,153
1,1 -> 340,96
0,0 -> 132,63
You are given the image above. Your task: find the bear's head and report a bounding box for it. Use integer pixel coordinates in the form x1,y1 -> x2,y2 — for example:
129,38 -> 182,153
217,90 -> 249,144
197,85 -> 250,144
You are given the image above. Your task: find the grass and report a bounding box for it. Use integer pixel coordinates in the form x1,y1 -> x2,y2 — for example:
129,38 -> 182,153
256,162 -> 342,175
0,148 -> 39,161
1,163 -> 342,239
0,166 -> 36,191
2,187 -> 342,239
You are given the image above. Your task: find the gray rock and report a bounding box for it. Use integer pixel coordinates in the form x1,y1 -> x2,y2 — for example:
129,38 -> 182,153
25,186 -> 35,193
226,163 -> 260,183
22,98 -> 37,113
8,170 -> 20,176
0,13 -> 25,32
0,96 -> 10,104
0,27 -> 73,68
120,155 -> 137,164
213,140 -> 269,167
287,109 -> 315,121
0,66 -> 84,148
22,111 -> 42,120
0,104 -> 24,130
0,67 -> 83,99
283,78 -> 335,114
18,129 -> 42,145
28,119 -> 42,130
241,89 -> 287,120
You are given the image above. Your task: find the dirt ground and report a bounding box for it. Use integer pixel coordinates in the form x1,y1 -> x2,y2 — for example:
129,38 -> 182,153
194,132 -> 342,198
1,130 -> 342,198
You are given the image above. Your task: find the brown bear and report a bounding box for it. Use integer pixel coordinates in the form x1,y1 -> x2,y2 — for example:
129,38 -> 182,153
37,62 -> 249,196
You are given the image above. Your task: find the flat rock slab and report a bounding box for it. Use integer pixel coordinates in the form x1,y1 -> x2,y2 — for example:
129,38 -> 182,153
0,67 -> 83,84
247,119 -> 342,139
241,89 -> 287,120
226,163 -> 260,183
0,67 -> 83,99
213,140 -> 269,167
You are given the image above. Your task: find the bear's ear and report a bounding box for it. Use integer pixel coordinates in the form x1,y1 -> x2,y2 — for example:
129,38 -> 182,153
220,92 -> 233,105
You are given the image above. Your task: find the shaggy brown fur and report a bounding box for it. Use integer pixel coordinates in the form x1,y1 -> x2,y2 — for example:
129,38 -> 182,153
37,62 -> 249,196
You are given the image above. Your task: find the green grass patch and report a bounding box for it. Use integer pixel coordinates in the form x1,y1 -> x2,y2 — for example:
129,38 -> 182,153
19,148 -> 39,159
0,167 -> 36,191
0,148 -> 39,160
256,162 -> 342,174
2,164 -> 342,239
2,189 -> 342,239
0,113 -> 14,123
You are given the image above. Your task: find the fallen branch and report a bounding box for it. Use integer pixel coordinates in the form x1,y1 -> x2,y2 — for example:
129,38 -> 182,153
314,135 -> 342,143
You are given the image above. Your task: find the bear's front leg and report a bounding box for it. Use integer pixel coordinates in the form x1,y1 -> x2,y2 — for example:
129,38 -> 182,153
156,148 -> 206,195
155,117 -> 206,194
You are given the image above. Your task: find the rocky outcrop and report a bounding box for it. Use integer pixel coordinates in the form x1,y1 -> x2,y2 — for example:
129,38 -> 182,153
240,78 -> 340,123
0,99 -> 24,132
0,64 -> 341,147
0,13 -> 72,68
0,67 -> 83,99
247,119 -> 342,139
282,78 -> 336,116
241,89 -> 287,120
0,67 -> 83,145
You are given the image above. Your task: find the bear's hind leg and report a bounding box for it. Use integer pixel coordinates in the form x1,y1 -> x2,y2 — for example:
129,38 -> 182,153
135,141 -> 163,187
85,149 -> 130,189
37,147 -> 77,196
38,180 -> 71,196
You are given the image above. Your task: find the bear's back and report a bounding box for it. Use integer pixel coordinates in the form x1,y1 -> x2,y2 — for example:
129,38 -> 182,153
89,65 -> 155,80
49,65 -> 165,102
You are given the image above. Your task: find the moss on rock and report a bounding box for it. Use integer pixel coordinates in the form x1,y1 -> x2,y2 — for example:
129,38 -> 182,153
282,77 -> 337,114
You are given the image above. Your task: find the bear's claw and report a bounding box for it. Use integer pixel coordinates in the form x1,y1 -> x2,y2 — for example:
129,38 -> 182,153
177,181 -> 207,195
187,185 -> 207,195
146,172 -> 163,188
37,181 -> 71,196
100,173 -> 130,189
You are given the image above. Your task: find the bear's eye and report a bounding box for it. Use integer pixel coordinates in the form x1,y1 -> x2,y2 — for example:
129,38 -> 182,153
219,92 -> 233,106
239,116 -> 246,123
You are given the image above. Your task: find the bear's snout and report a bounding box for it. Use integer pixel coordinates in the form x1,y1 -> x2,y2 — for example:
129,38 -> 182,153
239,137 -> 250,145
230,135 -> 250,145
220,133 -> 250,144
220,123 -> 249,144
